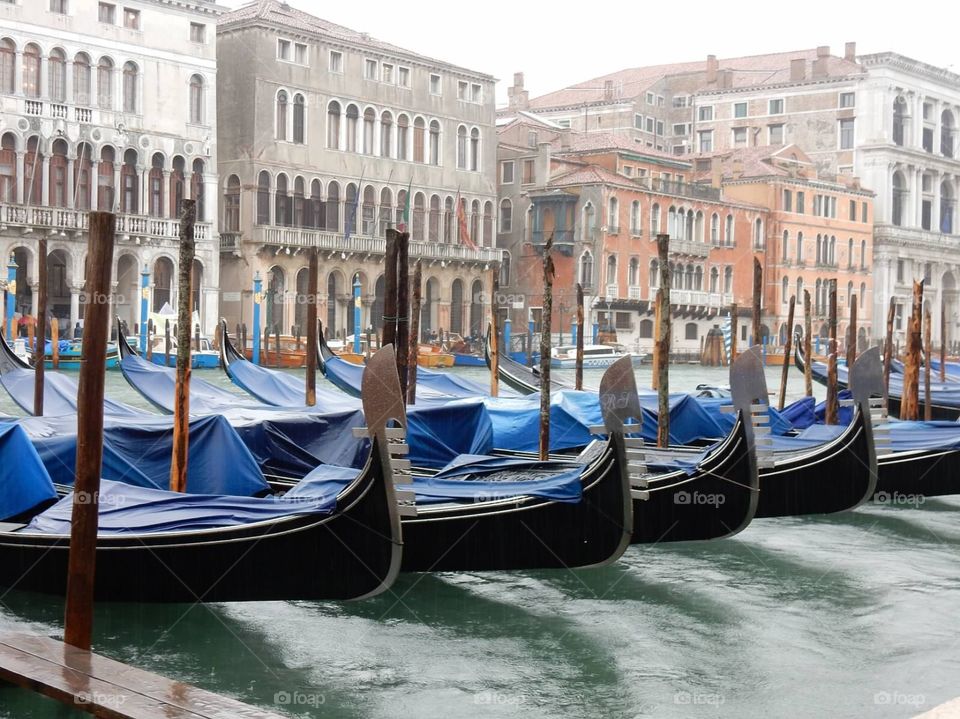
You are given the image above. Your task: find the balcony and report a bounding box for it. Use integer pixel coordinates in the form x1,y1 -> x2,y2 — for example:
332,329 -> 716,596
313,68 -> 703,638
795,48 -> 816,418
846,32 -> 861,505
645,288 -> 731,308
0,202 -> 212,244
637,177 -> 723,202
251,224 -> 502,265
668,238 -> 710,258
531,228 -> 575,255
606,284 -> 619,298
628,285 -> 641,300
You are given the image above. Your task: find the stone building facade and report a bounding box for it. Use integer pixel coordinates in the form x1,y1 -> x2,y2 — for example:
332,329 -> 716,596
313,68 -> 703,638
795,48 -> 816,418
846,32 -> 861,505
216,1 -> 500,343
0,0 -> 221,335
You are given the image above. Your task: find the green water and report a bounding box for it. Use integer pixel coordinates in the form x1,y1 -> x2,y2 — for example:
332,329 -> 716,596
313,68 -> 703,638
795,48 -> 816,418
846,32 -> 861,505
1,366 -> 957,718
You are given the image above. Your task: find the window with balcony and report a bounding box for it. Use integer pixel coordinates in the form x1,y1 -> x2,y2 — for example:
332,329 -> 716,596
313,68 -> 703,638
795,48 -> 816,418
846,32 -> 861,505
607,197 -> 619,233
327,101 -> 341,149
724,214 -> 734,247
23,44 -> 40,98
293,93 -> 305,144
0,40 -> 14,95
631,201 -> 640,235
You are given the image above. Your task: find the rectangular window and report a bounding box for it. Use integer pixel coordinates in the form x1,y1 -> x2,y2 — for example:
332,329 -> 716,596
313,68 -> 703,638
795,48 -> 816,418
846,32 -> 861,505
797,191 -> 805,213
784,190 -> 793,212
527,130 -> 538,148
500,161 -> 515,184
734,101 -> 748,118
839,92 -> 855,108
769,98 -> 784,115
646,92 -> 655,105
398,67 -> 410,87
522,159 -> 534,184
849,199 -> 857,220
294,43 -> 308,65
615,312 -> 632,330
190,22 -> 206,43
623,166 -> 632,176
897,259 -> 904,282
278,40 -> 291,61
364,58 -> 378,79
922,127 -> 934,153
49,0 -> 67,12
732,127 -> 747,146
457,80 -> 468,100
672,95 -> 688,108
839,118 -> 855,149
471,83 -> 482,103
698,105 -> 714,122
429,73 -> 441,95
634,114 -> 643,130
329,50 -> 342,73
98,2 -> 115,23
862,201 -> 868,222
698,130 -> 713,153
645,117 -> 654,133
557,118 -> 571,129
123,8 -> 140,30
656,120 -> 664,136
673,123 -> 687,136
768,124 -> 784,144
381,63 -> 393,84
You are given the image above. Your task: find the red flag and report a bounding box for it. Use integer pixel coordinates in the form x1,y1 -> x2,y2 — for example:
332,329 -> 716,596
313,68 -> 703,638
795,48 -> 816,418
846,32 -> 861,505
456,194 -> 476,250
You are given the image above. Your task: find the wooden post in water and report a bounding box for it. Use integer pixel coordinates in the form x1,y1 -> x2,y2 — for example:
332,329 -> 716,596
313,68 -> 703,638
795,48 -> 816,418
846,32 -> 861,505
304,249 -> 318,407
407,260 -> 422,405
729,303 -> 738,362
941,296 -> 947,382
195,323 -> 201,352
145,319 -> 152,361
803,290 -> 812,397
164,319 -> 170,367
26,318 -> 34,363
575,282 -> 584,391
777,295 -> 796,410
489,267 -> 500,397
64,211 -> 114,651
883,296 -> 895,409
651,289 -> 662,390
752,257 -> 762,347
924,301 -> 932,421
382,230 -> 399,349
396,232 -> 410,403
170,199 -> 195,495
263,326 -> 270,367
900,281 -> 923,421
847,294 -> 858,369
656,233 -> 671,448
34,238 -> 47,415
274,325 -> 281,368
539,236 -> 555,460
825,280 -> 839,425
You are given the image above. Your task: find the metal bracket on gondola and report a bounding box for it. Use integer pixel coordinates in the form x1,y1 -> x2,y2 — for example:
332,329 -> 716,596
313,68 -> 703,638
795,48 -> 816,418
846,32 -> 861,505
630,489 -> 650,501
395,488 -> 418,517
588,424 -> 608,435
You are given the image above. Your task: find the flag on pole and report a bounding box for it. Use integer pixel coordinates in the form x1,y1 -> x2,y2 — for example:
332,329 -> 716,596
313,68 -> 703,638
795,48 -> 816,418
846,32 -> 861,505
455,189 -> 476,250
344,171 -> 364,242
398,178 -> 412,233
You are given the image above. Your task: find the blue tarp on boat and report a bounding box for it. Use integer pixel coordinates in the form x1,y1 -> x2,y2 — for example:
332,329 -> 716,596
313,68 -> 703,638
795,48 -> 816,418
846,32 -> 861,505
0,362 -> 145,417
22,478 -> 337,535
17,413 -> 270,496
225,353 -> 361,411
808,356 -> 960,409
0,423 -> 57,520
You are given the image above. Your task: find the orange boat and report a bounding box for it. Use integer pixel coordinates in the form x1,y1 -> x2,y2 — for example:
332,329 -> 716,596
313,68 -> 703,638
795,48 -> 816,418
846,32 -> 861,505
243,334 -> 307,367
417,344 -> 455,368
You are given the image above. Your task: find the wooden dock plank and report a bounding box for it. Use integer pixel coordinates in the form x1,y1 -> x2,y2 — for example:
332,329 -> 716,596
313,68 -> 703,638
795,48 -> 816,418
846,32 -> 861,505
0,633 -> 288,719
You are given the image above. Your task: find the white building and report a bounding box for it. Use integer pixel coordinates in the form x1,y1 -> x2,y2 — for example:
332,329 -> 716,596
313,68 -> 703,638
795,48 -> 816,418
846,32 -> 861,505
854,53 -> 960,347
0,0 -> 221,336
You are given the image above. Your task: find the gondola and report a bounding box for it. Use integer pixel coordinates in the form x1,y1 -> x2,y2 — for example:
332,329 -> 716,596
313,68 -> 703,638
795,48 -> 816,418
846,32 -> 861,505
0,347 -> 406,603
483,326 -> 574,395
795,335 -> 960,420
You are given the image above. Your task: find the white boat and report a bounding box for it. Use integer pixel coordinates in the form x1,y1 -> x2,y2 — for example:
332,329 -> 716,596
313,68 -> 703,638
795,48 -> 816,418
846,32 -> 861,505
550,344 -> 647,369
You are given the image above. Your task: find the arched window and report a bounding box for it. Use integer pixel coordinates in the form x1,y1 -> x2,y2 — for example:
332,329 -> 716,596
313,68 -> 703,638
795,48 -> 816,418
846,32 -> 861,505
120,148 -> 138,213
98,57 -> 114,109
344,182 -> 357,234
470,199 -> 480,244
327,101 -> 341,149
49,49 -> 66,102
639,319 -> 653,339
256,170 -> 270,224
470,127 -> 480,171
149,153 -> 165,217
628,257 -> 640,287
23,136 -> 43,206
311,179 -> 325,229
642,201 -> 657,237
685,322 -> 698,341
456,125 -> 467,169
0,39 -> 14,95
326,181 -> 340,231
694,210 -> 704,242
362,107 -> 375,154
782,230 -> 789,262
362,184 -> 375,235
847,280 -> 853,308
499,198 -> 512,233
725,214 -> 734,247
940,180 -> 955,234
380,111 -> 393,157
815,279 -> 823,314
724,266 -> 733,293
710,213 -> 720,245
0,133 -> 16,202
686,209 -> 695,241
753,217 -> 764,248
412,191 -> 426,241
23,43 -> 40,98
189,74 -> 204,125
429,120 -> 441,165
122,61 -> 138,113
941,110 -> 956,158
397,114 -> 409,159
293,92 -> 307,145
580,251 -> 594,288
413,117 -> 426,163
695,265 -> 703,291
49,139 -> 68,208
429,194 -> 441,241
378,187 -> 392,236
345,104 -> 359,152
829,235 -> 836,265
667,206 -> 677,237
796,277 -> 803,302
892,171 -> 906,226
483,201 -> 493,246
74,142 -> 93,210
224,175 -> 241,232
893,98 -> 906,147
153,257 -> 174,312
797,231 -> 804,263
69,52 -> 90,106
293,176 -> 306,227
608,196 -> 619,232
267,266 -> 285,331
443,196 -> 454,242
709,267 -> 718,293
276,90 -> 289,141
583,203 -> 595,240
782,276 -> 789,304
860,283 -> 866,308
500,251 -> 511,286
848,237 -> 854,268
815,234 -> 822,264
649,259 -> 659,289
630,201 -> 641,234
860,239 -> 867,268
170,156 -> 186,218
396,188 -> 407,229
450,279 -> 464,335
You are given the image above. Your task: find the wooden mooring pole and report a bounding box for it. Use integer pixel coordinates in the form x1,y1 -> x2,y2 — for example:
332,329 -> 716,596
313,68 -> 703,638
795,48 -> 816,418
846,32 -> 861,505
164,319 -> 171,367
304,249 -> 318,407
382,229 -> 399,350
924,300 -> 932,421
539,236 -> 555,460
651,289 -> 662,390
170,199 -> 195,495
396,232 -> 410,403
847,294 -> 858,369
575,282 -> 584,391
777,295 -> 796,411
825,280 -> 839,425
941,296 -> 947,382
34,238 -> 46,415
730,302 -> 738,363
407,260 -> 422,405
884,296 -> 896,409
752,257 -> 762,347
489,267 -> 499,397
900,281 -> 923,421
656,233 -> 671,448
803,290 -> 812,397
63,212 -> 114,651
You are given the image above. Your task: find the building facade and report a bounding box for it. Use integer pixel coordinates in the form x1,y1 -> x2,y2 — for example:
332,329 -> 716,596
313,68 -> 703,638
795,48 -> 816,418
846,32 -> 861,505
216,1 -> 500,343
0,0 -> 221,335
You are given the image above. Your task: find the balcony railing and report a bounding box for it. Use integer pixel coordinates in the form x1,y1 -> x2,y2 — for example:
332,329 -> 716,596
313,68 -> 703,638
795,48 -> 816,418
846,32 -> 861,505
628,285 -> 641,300
645,288 -> 731,308
0,202 -> 212,243
253,225 -> 501,264
668,238 -> 710,258
637,177 -> 723,202
531,229 -> 575,246
606,284 -> 619,298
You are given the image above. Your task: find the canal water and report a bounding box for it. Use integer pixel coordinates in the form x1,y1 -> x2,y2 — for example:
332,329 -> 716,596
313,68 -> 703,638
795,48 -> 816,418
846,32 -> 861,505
1,364 -> 957,718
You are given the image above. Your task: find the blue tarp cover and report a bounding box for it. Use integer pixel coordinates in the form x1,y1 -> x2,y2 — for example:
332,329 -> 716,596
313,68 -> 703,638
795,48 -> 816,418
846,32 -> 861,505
809,357 -> 960,408
0,363 -> 144,417
22,478 -> 337,535
226,355 -> 361,411
0,423 -> 57,520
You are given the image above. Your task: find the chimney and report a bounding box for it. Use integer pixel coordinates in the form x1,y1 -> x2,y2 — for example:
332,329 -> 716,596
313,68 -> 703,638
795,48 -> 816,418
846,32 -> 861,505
536,141 -> 552,186
718,69 -> 733,89
790,59 -> 806,82
817,45 -> 830,59
844,42 -> 857,62
812,57 -> 828,79
732,158 -> 744,179
710,157 -> 723,188
559,130 -> 570,152
706,54 -> 718,83
603,80 -> 614,100
508,72 -> 529,111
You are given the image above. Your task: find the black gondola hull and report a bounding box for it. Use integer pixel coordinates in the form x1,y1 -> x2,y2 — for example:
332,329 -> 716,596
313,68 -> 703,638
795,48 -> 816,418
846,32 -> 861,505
875,448 -> 960,499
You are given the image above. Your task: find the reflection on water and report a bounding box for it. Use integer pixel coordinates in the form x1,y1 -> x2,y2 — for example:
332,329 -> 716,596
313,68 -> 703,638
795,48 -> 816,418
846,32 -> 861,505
2,366 -> 957,719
